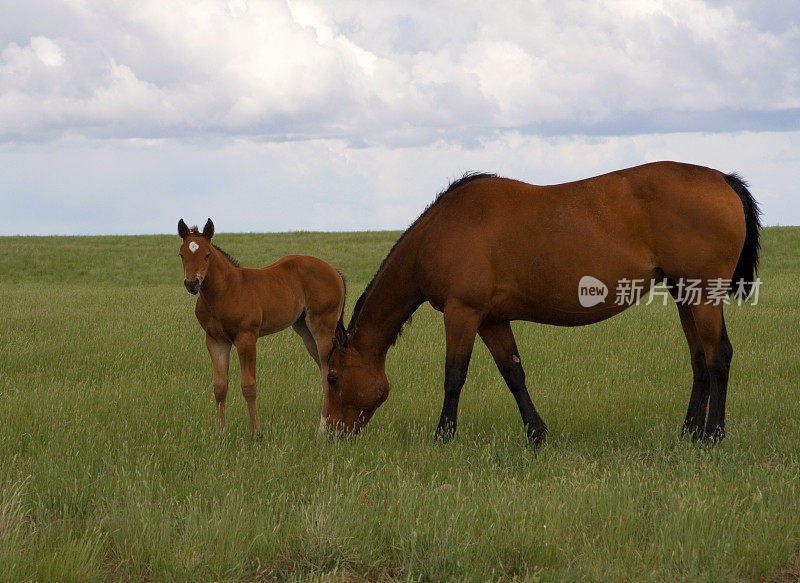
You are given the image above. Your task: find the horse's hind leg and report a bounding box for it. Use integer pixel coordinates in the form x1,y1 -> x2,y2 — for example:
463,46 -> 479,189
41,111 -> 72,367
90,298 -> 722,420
671,302 -> 711,439
689,303 -> 732,441
707,323 -> 733,440
435,303 -> 482,441
478,320 -> 547,444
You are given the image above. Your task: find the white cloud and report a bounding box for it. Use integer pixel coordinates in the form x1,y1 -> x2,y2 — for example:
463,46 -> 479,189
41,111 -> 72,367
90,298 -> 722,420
0,1 -> 797,143
1,1 -> 799,234
30,36 -> 64,67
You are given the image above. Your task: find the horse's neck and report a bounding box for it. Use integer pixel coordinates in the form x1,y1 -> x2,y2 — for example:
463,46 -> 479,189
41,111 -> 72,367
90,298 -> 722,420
200,249 -> 236,305
350,244 -> 424,357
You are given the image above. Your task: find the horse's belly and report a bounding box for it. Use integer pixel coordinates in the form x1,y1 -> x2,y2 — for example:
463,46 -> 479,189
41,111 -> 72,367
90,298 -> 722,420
488,264 -> 654,326
496,299 -> 633,327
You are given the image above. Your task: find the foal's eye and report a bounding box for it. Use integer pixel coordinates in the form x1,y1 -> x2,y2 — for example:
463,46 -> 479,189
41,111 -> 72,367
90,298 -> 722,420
204,253 -> 210,259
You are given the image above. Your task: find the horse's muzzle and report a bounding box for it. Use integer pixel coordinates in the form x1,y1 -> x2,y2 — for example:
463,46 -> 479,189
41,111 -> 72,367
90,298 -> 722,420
184,278 -> 201,294
317,416 -> 350,439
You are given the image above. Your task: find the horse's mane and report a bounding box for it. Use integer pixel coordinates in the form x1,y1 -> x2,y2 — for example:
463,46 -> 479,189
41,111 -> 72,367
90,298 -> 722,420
347,172 -> 497,333
187,225 -> 240,267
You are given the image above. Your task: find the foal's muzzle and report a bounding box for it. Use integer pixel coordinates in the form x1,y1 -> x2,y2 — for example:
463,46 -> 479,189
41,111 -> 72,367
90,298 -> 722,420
184,278 -> 201,294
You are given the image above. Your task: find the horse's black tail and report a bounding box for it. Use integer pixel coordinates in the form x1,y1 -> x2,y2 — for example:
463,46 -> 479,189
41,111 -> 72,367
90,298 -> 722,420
725,173 -> 762,300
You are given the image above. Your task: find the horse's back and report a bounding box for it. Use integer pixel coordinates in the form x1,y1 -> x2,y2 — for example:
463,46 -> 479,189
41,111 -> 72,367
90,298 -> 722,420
415,162 -> 746,323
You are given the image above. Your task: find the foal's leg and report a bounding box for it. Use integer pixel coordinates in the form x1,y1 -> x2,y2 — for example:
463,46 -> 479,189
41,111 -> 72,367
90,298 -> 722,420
435,303 -> 482,441
292,315 -> 321,366
302,310 -> 339,433
303,310 -> 338,369
672,303 -> 711,439
206,334 -> 231,433
478,320 -> 548,444
234,331 -> 262,437
689,303 -> 731,441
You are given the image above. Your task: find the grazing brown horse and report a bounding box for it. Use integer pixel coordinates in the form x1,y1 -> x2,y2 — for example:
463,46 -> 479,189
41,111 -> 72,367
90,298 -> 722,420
323,162 -> 761,443
178,219 -> 345,436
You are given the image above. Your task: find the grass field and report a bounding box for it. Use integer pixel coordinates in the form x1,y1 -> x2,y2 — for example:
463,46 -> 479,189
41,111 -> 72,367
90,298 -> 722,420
0,227 -> 798,582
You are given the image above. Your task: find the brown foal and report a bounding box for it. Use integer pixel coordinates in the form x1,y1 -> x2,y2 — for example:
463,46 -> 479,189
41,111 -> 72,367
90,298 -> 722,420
323,162 -> 761,443
178,219 -> 345,436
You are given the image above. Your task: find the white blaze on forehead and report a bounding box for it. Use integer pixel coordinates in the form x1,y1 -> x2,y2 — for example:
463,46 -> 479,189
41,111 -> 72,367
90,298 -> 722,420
189,241 -> 199,253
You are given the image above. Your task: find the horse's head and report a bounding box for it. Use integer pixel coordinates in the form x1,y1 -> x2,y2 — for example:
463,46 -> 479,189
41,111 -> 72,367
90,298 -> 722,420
177,218 -> 214,295
321,324 -> 389,436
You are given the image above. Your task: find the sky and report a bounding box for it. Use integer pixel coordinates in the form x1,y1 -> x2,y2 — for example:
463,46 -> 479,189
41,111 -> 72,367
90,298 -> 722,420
1,0 -> 799,235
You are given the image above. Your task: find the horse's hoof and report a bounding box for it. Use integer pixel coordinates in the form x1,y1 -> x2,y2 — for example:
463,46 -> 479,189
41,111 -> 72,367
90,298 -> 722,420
527,426 -> 548,446
704,426 -> 725,443
681,420 -> 706,441
434,427 -> 456,443
681,423 -> 704,441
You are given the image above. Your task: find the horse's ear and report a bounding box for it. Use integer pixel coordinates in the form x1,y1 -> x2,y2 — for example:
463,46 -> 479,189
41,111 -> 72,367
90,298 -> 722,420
178,218 -> 189,238
202,218 -> 214,239
332,320 -> 347,349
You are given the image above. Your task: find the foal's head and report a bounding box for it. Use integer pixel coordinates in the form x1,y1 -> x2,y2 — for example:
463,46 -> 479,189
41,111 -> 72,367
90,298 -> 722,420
177,218 -> 214,294
322,325 -> 389,435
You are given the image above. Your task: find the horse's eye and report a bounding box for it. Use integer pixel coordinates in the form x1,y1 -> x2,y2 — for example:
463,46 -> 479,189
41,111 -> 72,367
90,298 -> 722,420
179,253 -> 183,258
205,253 -> 210,259
327,374 -> 339,388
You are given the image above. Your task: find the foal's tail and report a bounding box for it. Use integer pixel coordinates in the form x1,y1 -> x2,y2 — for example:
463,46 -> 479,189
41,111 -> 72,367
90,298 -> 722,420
725,173 -> 762,300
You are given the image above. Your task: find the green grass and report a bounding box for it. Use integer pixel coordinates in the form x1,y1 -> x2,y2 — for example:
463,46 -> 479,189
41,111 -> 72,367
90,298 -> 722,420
0,227 -> 798,582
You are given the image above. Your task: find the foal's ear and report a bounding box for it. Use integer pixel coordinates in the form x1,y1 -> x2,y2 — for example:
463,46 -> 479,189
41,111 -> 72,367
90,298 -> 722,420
178,218 -> 190,238
202,218 -> 214,239
332,320 -> 348,349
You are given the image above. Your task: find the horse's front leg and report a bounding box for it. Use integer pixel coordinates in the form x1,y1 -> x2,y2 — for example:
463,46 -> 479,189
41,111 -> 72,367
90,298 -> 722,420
234,331 -> 262,437
206,334 -> 231,433
435,302 -> 482,441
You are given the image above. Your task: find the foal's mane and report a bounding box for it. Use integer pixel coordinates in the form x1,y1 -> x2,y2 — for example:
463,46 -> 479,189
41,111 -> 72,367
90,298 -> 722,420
187,225 -> 240,267
347,172 -> 497,333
